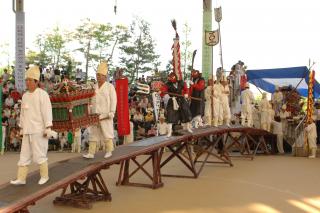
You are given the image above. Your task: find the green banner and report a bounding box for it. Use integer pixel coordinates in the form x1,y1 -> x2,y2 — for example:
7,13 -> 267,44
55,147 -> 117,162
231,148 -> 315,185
67,131 -> 73,144
202,1 -> 213,81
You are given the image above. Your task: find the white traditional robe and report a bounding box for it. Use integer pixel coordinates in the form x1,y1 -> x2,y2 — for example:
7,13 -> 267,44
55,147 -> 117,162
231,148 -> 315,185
241,88 -> 255,127
305,122 -> 317,148
89,82 -> 117,144
18,88 -> 52,166
218,84 -> 231,125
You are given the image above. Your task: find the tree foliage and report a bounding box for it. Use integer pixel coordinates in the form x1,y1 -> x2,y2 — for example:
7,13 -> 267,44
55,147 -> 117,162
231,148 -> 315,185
73,19 -> 128,80
181,22 -> 193,79
119,16 -> 160,83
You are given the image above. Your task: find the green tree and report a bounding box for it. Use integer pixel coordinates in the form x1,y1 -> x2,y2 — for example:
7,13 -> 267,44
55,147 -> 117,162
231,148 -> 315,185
33,34 -> 50,66
107,24 -> 130,78
45,26 -> 70,68
73,18 -> 97,81
90,23 -> 113,65
60,53 -> 77,78
181,22 -> 192,78
0,42 -> 10,70
25,49 -> 40,65
165,60 -> 172,76
119,16 -> 160,83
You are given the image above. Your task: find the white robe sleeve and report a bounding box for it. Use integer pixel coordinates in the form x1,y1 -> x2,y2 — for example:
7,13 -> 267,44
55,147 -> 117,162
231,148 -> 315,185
19,97 -> 25,129
109,83 -> 117,114
40,90 -> 53,128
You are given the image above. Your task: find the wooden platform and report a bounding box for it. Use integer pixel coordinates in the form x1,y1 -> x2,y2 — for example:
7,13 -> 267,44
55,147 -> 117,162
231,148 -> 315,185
0,125 -> 274,213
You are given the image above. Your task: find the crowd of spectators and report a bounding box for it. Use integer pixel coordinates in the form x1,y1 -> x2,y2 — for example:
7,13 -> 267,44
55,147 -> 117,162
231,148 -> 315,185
0,67 -> 166,153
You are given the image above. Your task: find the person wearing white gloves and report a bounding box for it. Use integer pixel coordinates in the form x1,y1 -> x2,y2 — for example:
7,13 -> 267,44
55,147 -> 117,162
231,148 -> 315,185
159,72 -> 192,137
259,92 -> 270,131
11,65 -> 55,185
83,61 -> 117,159
218,75 -> 231,126
271,85 -> 283,116
240,82 -> 255,127
204,76 -> 221,126
305,117 -> 318,158
279,104 -> 290,135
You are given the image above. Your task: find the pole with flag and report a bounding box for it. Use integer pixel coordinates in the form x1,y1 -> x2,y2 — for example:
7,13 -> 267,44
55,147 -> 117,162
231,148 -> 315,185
214,6 -> 224,72
304,69 -> 315,150
171,20 -> 183,81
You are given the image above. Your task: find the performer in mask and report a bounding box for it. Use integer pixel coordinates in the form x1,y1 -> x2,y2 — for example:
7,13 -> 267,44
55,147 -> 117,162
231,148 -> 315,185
160,72 -> 192,137
189,69 -> 205,128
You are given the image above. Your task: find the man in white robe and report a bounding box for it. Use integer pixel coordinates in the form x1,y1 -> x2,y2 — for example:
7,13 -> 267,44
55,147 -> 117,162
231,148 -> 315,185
204,76 -> 221,126
241,83 -> 255,127
83,62 -> 117,159
72,128 -> 82,153
271,85 -> 283,116
305,117 -> 318,158
259,93 -> 270,131
279,104 -> 290,137
218,75 -> 231,126
11,66 -> 55,185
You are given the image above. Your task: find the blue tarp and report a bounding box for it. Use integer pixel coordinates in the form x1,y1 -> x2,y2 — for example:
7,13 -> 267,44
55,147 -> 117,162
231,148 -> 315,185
246,66 -> 320,98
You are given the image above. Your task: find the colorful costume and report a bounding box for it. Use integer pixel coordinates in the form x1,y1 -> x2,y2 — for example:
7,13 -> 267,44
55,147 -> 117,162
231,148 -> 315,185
160,72 -> 192,137
189,69 -> 205,128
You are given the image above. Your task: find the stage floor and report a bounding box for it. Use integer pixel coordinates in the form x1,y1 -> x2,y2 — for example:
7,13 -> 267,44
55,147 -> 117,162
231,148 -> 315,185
0,152 -> 319,213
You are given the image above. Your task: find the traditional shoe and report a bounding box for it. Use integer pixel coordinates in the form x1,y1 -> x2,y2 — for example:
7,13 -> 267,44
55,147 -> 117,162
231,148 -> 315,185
83,153 -> 94,159
104,152 -> 112,159
38,177 -> 49,185
10,179 -> 26,185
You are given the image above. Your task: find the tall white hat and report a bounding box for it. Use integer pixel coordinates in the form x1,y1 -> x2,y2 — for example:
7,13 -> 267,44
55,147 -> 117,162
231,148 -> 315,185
97,61 -> 108,76
25,65 -> 40,81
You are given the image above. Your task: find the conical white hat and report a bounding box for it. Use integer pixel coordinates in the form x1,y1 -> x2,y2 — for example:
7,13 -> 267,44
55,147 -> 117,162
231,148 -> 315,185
97,62 -> 108,76
25,65 -> 40,81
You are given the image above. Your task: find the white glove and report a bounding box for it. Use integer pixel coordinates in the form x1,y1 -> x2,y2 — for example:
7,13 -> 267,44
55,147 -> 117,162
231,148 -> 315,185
19,129 -> 23,137
108,112 -> 115,119
189,81 -> 194,85
44,128 -> 58,139
184,94 -> 189,98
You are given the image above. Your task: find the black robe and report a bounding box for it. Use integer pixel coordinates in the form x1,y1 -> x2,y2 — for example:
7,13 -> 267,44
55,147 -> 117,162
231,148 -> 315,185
190,77 -> 205,118
165,81 -> 192,124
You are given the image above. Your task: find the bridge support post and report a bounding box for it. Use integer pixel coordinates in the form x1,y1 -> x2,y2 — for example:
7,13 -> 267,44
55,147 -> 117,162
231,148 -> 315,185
53,169 -> 111,209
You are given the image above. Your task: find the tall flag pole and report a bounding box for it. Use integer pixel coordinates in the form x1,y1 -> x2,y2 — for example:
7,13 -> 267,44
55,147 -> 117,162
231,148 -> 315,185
214,6 -> 223,71
306,70 -> 315,122
171,20 -> 183,80
305,69 -> 315,149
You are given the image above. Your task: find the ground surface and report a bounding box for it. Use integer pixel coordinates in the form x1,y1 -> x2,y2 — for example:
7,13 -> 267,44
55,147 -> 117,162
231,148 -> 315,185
0,152 -> 319,213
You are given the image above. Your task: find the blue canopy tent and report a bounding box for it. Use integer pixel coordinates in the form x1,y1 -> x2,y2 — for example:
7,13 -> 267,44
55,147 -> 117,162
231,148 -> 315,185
246,66 -> 320,98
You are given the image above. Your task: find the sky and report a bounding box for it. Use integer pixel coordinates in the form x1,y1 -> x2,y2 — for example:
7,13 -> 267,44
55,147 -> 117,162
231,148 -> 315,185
0,0 -> 320,81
